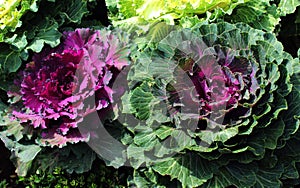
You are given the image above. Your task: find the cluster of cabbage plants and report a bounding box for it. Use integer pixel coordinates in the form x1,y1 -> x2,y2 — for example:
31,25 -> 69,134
0,0 -> 300,187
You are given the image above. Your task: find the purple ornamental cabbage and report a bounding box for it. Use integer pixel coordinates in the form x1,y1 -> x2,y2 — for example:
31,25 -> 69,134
12,28 -> 129,147
108,22 -> 300,187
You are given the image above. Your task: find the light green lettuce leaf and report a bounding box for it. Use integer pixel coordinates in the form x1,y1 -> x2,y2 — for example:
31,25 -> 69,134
0,0 -> 39,41
278,0 -> 300,16
105,0 -> 249,33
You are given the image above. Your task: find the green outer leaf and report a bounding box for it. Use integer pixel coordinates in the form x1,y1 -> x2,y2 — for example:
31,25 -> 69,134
108,0 -> 234,21
0,45 -> 22,73
0,132 -> 41,176
0,117 -> 24,142
280,76 -> 300,142
155,125 -> 174,140
145,22 -> 178,44
131,169 -> 157,188
130,81 -> 158,120
0,0 -> 89,78
57,0 -> 88,24
202,162 -> 257,188
34,143 -> 96,174
26,18 -> 61,52
129,51 -> 177,82
106,0 -> 249,34
152,153 -> 219,187
4,32 -> 28,50
281,161 -> 299,180
0,100 -> 7,111
0,110 -> 40,176
224,0 -> 280,31
127,144 -> 149,169
0,107 -> 24,141
278,0 -> 300,16
0,0 -> 39,41
129,168 -> 168,188
17,145 -> 42,163
253,164 -> 284,188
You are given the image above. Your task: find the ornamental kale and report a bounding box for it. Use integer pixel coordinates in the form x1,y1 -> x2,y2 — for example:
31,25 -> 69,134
11,28 -> 130,147
90,21 -> 300,187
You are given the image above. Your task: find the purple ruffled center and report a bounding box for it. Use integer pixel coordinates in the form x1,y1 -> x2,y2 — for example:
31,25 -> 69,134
12,28 -> 129,147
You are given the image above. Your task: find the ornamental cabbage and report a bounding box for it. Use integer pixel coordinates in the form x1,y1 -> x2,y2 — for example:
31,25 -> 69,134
11,28 -> 130,147
91,22 -> 300,187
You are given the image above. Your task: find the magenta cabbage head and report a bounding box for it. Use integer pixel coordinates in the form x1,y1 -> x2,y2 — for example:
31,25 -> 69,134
12,28 -> 130,147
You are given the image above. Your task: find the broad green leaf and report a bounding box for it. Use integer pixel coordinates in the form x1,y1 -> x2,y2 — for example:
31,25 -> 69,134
253,164 -> 284,188
35,143 -> 96,174
131,170 -> 156,188
58,0 -> 88,24
106,0 -> 248,34
145,22 -> 177,44
0,117 -> 24,142
0,131 -> 15,150
154,130 -> 194,157
155,126 -> 174,140
4,33 -> 28,50
152,153 -> 219,187
243,118 -> 285,159
129,51 -> 177,82
0,0 -> 39,42
129,168 -> 167,188
15,161 -> 33,177
17,145 -> 41,163
134,130 -> 158,150
281,161 -> 299,180
202,162 -> 257,188
130,81 -> 158,120
192,126 -> 239,144
26,18 -> 61,52
0,132 -> 40,176
0,100 -> 7,111
224,0 -> 280,31
281,84 -> 300,140
0,45 -> 22,73
127,144 -> 149,168
278,0 -> 300,15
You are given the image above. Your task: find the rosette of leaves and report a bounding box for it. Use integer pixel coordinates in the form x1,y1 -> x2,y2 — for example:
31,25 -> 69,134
0,27 -> 130,176
104,22 -> 300,187
0,0 -> 125,178
10,27 -> 130,147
